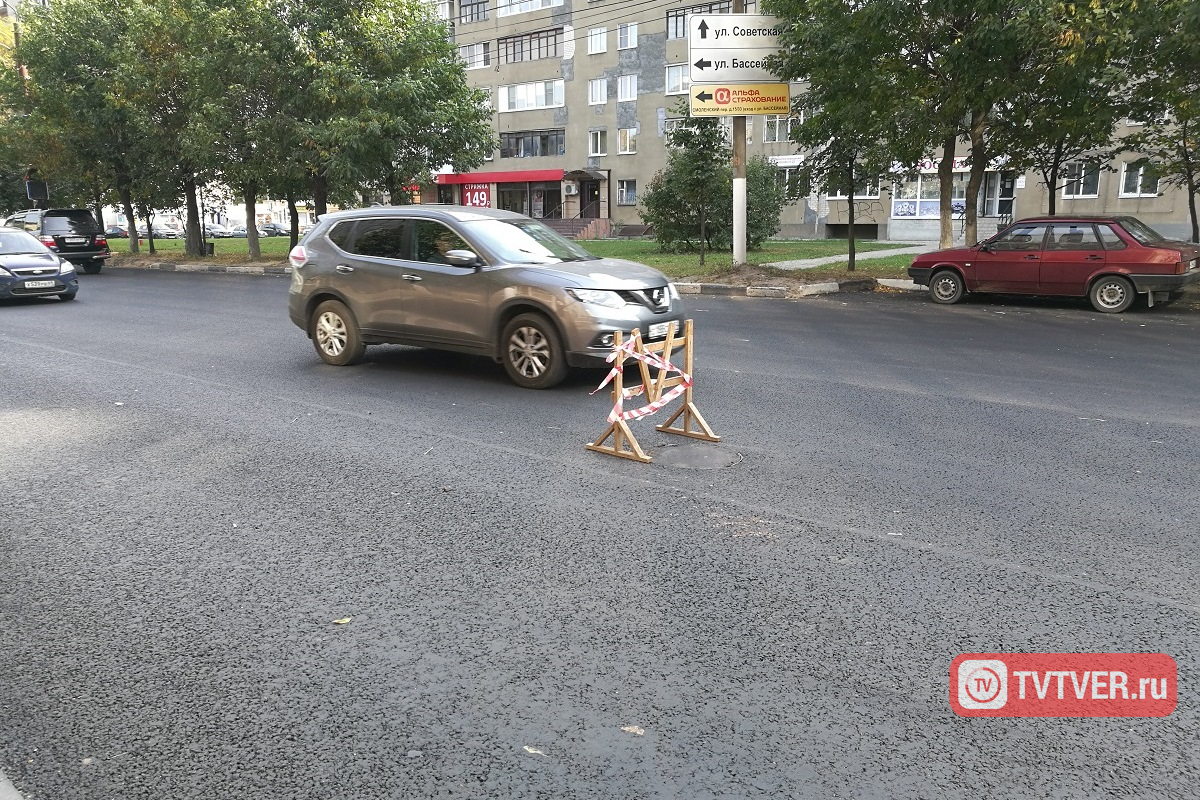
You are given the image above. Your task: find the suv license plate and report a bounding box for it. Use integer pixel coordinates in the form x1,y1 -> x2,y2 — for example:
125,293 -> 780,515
648,322 -> 670,339
24,280 -> 56,289
64,236 -> 87,244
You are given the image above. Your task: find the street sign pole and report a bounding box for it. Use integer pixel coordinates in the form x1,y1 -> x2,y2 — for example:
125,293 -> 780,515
732,0 -> 747,267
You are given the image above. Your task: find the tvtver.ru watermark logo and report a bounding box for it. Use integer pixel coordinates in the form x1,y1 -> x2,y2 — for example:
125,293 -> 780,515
950,653 -> 1177,718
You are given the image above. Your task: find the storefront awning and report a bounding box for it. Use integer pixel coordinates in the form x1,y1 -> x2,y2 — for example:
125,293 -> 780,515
564,169 -> 607,182
435,169 -> 565,185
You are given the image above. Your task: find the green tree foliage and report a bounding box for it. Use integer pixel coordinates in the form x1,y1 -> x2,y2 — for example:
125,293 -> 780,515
1123,0 -> 1200,241
766,0 -> 1091,246
642,112 -> 783,258
2,0 -> 494,256
989,2 -> 1137,216
279,0 -> 494,217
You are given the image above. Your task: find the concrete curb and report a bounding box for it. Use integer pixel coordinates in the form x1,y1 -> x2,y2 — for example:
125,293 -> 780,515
114,261 -> 291,275
677,277 -> 923,298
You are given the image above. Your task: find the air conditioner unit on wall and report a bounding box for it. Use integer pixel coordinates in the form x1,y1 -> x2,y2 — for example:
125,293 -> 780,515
564,183 -> 579,196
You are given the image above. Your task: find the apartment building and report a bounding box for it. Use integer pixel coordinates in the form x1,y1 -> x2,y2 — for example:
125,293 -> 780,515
427,0 -> 1200,243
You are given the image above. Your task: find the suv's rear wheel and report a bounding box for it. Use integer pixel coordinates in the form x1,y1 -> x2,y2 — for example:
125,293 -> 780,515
310,299 -> 365,365
501,312 -> 568,389
1089,275 -> 1134,313
81,260 -> 103,274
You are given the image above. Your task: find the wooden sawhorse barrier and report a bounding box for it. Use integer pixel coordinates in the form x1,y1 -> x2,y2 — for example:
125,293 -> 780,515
585,319 -> 720,463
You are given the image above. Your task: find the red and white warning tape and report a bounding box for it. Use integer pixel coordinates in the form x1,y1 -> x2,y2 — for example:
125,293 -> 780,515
591,333 -> 692,422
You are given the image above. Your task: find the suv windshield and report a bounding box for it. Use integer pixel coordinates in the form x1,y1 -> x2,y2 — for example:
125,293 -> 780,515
464,218 -> 596,264
0,229 -> 50,254
43,210 -> 100,234
1119,217 -> 1166,245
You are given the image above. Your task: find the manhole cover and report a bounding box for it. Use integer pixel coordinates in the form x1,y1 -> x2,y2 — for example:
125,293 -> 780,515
649,441 -> 742,469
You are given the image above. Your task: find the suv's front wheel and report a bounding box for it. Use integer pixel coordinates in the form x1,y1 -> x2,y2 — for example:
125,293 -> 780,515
310,299 -> 365,365
501,312 -> 568,389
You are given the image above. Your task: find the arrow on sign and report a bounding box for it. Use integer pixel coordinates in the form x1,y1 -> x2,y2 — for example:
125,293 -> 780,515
698,20 -> 709,39
695,90 -> 714,103
694,58 -> 712,70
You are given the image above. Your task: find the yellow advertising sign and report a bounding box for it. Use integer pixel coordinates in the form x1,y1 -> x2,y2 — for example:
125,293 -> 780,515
689,83 -> 791,117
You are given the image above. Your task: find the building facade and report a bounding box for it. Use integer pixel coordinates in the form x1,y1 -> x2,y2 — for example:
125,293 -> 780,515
427,0 -> 1199,243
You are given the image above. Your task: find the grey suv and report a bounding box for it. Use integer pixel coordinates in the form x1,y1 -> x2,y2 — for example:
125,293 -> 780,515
287,206 -> 684,389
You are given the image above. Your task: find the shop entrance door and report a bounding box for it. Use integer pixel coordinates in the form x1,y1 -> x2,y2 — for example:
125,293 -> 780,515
580,181 -> 600,218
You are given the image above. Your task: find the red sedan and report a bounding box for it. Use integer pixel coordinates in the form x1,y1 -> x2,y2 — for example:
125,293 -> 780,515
909,215 -> 1200,313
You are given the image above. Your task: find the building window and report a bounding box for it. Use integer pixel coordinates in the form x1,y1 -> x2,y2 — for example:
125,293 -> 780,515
588,78 -> 607,105
589,130 -> 607,156
617,75 -> 637,102
618,128 -> 637,154
665,64 -> 690,95
663,118 -> 686,145
827,180 -> 879,199
618,23 -> 638,49
617,179 -> 637,205
498,80 -> 565,112
776,167 -> 810,198
458,42 -> 492,70
432,1 -> 452,20
497,0 -> 563,16
1062,161 -> 1100,198
667,1 -> 753,40
499,129 -> 566,158
1119,160 -> 1160,197
588,27 -> 607,54
498,27 -> 563,64
460,0 -> 489,23
892,172 -> 968,218
763,115 -> 794,143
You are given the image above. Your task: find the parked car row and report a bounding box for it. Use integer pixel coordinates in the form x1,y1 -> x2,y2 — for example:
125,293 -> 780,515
3,208 -> 109,273
97,221 -> 297,240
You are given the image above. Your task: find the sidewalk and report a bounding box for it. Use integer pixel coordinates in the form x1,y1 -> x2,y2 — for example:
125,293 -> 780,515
764,242 -> 940,271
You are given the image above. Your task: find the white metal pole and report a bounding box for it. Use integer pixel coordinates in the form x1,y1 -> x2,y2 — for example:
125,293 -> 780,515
732,0 -> 747,266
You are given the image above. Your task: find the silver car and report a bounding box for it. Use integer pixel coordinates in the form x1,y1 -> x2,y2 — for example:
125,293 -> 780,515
287,206 -> 684,389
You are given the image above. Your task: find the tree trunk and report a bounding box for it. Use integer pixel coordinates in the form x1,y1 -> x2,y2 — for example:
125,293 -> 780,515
119,188 -> 139,255
938,134 -> 956,248
183,174 -> 203,258
243,183 -> 261,261
699,198 -> 706,267
965,109 -> 988,246
1181,126 -> 1199,243
1047,138 -> 1065,217
145,211 -> 156,255
384,171 -> 397,204
93,193 -> 104,230
287,194 -> 299,248
311,172 -> 329,218
846,161 -> 856,272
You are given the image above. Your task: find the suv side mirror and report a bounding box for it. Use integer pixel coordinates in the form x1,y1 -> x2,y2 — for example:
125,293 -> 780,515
445,249 -> 481,268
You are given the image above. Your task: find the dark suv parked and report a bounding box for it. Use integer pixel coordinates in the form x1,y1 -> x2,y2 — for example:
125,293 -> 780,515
4,209 -> 110,273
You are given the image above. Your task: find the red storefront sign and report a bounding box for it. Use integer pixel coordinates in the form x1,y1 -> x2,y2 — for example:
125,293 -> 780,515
462,183 -> 491,208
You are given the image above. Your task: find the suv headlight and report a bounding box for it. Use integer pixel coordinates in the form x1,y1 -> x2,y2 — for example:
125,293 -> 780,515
567,288 -> 626,309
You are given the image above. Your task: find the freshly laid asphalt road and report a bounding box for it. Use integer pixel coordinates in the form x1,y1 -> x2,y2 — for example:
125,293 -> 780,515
2,269 -> 1197,799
